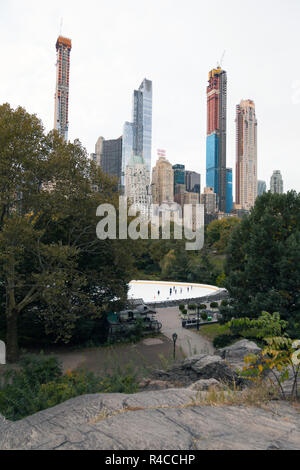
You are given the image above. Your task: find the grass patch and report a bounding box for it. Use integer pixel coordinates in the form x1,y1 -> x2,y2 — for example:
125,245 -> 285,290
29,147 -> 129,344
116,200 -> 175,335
196,323 -> 231,342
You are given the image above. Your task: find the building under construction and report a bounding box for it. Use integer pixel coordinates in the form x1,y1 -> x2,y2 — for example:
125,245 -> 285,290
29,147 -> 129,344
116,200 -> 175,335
206,67 -> 227,212
54,36 -> 72,141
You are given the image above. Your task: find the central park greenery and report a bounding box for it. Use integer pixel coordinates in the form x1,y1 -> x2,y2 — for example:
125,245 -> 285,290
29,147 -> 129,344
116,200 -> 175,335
0,104 -> 300,363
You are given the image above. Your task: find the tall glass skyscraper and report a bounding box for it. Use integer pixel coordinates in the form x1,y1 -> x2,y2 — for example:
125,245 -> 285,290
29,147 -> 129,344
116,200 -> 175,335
122,79 -> 153,190
173,164 -> 185,193
226,168 -> 233,214
257,180 -> 267,196
206,67 -> 227,212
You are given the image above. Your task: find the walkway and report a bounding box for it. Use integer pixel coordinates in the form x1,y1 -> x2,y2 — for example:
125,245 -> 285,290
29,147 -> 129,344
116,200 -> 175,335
156,306 -> 215,357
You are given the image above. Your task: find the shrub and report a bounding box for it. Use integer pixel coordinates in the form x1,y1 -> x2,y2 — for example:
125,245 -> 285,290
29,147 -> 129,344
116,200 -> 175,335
0,355 -> 139,421
221,300 -> 229,307
210,302 -> 219,309
188,304 -> 197,311
201,312 -> 208,321
199,304 -> 206,310
213,334 -> 239,349
182,309 -> 188,315
179,304 -> 185,312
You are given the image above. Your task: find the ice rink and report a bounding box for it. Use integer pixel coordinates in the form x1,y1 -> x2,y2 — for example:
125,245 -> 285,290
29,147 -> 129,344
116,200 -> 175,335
128,280 -> 222,303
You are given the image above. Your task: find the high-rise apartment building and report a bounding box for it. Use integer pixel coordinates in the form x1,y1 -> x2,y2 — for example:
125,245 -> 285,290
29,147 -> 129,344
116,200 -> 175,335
122,79 -> 153,189
54,36 -> 72,141
257,180 -> 267,196
235,100 -> 258,210
200,187 -> 217,225
152,156 -> 174,205
125,155 -> 152,218
206,67 -> 227,212
270,170 -> 283,194
173,164 -> 185,194
92,136 -> 123,187
185,171 -> 201,194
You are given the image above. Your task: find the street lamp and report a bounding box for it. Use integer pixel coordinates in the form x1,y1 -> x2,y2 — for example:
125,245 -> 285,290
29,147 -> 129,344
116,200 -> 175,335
172,333 -> 178,360
197,305 -> 200,331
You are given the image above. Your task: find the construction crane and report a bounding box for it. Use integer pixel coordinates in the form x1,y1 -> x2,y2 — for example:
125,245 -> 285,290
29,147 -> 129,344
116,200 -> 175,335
217,50 -> 226,69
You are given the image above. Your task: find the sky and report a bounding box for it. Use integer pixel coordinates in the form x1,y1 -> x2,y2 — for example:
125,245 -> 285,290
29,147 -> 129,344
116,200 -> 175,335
1,0 -> 300,194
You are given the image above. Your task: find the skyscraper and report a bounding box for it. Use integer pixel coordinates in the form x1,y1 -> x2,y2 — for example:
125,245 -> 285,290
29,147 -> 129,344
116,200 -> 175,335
235,100 -> 258,210
151,155 -> 174,205
226,168 -> 233,213
173,164 -> 185,194
257,180 -> 267,196
122,79 -> 153,189
270,170 -> 284,194
185,171 -> 201,194
125,155 -> 152,219
54,36 -> 72,141
98,137 -> 123,183
206,67 -> 227,212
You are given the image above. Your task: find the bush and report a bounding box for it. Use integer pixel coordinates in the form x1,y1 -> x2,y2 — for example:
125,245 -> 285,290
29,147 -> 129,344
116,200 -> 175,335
221,300 -> 229,307
213,334 -> 239,349
210,302 -> 219,309
0,354 -> 139,421
182,309 -> 188,315
188,304 -> 197,311
201,312 -> 208,321
179,304 -> 185,312
199,304 -> 206,310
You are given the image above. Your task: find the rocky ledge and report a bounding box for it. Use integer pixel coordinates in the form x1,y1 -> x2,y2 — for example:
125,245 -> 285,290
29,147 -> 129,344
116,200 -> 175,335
0,341 -> 299,450
0,390 -> 300,450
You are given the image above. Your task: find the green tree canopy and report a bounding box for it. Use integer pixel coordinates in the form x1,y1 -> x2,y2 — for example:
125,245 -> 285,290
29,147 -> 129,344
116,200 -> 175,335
224,191 -> 300,337
0,104 -> 134,362
206,217 -> 241,253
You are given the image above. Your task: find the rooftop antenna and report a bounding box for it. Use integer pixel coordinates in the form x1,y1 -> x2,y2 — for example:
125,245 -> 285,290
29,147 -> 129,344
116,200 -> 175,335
59,17 -> 63,36
217,50 -> 226,68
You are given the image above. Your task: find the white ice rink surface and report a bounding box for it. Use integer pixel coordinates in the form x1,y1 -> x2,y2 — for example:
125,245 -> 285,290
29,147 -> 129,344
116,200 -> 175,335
128,280 -> 222,303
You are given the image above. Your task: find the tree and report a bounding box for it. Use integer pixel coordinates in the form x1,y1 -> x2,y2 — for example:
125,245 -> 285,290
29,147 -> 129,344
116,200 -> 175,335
0,104 -> 134,362
206,217 -> 240,253
224,191 -> 300,337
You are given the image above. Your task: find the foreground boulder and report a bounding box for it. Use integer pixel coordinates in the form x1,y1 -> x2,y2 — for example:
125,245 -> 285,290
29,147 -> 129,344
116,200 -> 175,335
0,390 -> 299,450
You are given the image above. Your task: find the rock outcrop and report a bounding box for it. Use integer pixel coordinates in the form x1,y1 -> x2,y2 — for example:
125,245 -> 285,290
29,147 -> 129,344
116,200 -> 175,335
150,354 -> 244,387
216,339 -> 262,361
0,390 -> 299,450
188,378 -> 225,391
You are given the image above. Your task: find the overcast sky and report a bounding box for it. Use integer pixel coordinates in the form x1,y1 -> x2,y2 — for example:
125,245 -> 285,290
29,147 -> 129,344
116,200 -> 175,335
1,0 -> 300,194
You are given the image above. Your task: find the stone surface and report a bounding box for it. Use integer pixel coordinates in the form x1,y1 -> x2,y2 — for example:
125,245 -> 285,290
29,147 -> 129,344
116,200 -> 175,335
0,390 -> 299,450
217,339 -> 262,361
151,354 -> 242,387
139,379 -> 179,391
188,378 -> 225,391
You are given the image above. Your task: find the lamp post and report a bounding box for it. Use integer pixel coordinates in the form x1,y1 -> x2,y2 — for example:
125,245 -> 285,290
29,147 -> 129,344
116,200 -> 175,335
172,333 -> 178,360
197,305 -> 200,331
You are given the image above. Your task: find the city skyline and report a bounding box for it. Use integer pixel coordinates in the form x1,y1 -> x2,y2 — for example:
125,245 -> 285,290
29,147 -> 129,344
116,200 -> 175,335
1,0 -> 299,194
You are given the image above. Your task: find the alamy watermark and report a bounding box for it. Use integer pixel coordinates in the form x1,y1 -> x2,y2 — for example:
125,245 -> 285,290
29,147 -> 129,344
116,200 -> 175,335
96,197 -> 204,251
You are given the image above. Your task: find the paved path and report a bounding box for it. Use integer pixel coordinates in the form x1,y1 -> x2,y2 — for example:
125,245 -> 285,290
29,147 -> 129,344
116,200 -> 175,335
156,306 -> 215,357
